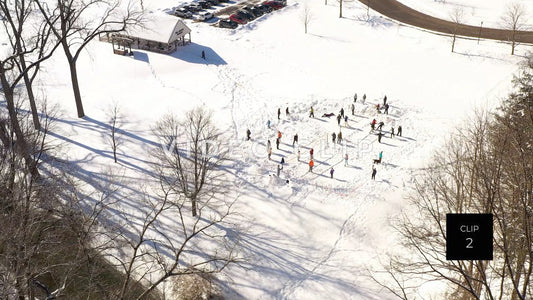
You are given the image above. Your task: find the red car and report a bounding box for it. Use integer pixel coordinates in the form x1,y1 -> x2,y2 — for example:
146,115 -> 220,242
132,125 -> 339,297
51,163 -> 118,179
263,1 -> 284,10
230,13 -> 248,24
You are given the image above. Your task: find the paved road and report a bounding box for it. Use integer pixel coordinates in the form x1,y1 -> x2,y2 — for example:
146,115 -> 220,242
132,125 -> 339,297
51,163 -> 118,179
361,0 -> 533,44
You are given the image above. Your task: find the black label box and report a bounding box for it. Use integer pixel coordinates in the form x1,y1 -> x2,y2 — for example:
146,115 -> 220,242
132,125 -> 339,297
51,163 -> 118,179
446,213 -> 493,260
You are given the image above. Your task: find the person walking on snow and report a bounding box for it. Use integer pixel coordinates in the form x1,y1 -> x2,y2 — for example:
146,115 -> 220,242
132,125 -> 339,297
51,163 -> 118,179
377,121 -> 384,132
278,130 -> 282,141
344,153 -> 349,166
338,131 -> 343,144
267,120 -> 271,129
277,164 -> 283,177
246,129 -> 251,141
397,125 -> 402,137
390,127 -> 395,138
267,140 -> 271,150
297,149 -> 301,162
330,167 -> 334,178
354,93 -> 357,102
371,165 -> 377,180
280,157 -> 285,165
332,132 -> 336,144
337,114 -> 342,126
277,108 -> 281,120
309,159 -> 314,172
310,148 -> 314,160
383,95 -> 387,106
268,147 -> 272,160
384,103 -> 389,115
351,103 -> 355,115
286,107 -> 290,116
293,134 -> 298,146
309,106 -> 314,118
276,138 -> 280,149
377,132 -> 383,143
344,115 -> 348,127
370,119 -> 377,131
340,108 -> 344,118
362,94 -> 367,103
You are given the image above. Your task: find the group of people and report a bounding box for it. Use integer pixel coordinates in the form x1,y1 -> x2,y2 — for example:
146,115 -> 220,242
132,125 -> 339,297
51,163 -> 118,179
250,93 -> 405,181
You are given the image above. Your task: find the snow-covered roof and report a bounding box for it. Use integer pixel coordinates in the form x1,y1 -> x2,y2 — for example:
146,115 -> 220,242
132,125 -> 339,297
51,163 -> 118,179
125,12 -> 191,44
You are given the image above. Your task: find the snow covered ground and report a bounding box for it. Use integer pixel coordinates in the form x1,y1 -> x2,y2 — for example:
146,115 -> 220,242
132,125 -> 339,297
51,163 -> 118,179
3,0 -> 532,298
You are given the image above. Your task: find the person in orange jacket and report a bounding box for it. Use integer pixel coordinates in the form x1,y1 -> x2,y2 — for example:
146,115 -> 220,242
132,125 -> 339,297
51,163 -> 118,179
309,159 -> 314,172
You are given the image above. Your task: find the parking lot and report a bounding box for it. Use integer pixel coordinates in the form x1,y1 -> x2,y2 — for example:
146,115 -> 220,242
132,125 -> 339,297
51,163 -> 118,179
167,0 -> 286,28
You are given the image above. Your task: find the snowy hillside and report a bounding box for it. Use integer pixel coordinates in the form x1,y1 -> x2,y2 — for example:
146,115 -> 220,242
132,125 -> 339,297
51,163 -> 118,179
4,0 -> 531,298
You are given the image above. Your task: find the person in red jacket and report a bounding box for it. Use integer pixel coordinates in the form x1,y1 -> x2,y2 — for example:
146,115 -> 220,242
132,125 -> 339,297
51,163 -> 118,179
310,148 -> 314,160
309,159 -> 314,172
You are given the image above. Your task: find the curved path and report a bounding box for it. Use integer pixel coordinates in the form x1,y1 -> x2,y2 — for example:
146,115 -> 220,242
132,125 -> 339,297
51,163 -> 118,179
361,0 -> 533,44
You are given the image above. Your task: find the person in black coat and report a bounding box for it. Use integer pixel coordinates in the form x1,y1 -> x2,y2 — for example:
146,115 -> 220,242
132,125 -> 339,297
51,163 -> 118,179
397,125 -> 402,136
246,129 -> 251,140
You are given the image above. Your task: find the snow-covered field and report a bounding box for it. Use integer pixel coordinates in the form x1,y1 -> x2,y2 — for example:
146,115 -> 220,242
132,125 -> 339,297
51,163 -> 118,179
3,0 -> 532,298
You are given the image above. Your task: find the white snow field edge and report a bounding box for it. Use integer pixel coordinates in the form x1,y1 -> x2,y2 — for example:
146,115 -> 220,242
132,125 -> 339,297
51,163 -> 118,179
3,0 -> 530,298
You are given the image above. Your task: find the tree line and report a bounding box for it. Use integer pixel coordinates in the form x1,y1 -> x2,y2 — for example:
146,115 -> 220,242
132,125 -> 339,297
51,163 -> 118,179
374,57 -> 533,300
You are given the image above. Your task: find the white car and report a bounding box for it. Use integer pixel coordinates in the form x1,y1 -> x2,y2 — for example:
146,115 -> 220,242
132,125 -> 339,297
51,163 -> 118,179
194,12 -> 214,21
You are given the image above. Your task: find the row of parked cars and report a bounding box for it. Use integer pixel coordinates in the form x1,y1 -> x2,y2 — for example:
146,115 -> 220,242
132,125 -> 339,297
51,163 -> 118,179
218,0 -> 286,29
172,0 -> 229,21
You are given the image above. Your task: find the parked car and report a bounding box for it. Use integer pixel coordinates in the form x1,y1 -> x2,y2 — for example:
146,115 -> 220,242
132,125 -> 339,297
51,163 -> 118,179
236,10 -> 255,21
219,19 -> 238,29
243,6 -> 263,18
263,1 -> 284,10
229,13 -> 247,24
194,11 -> 214,21
182,3 -> 202,11
198,0 -> 211,8
174,8 -> 193,18
255,4 -> 273,13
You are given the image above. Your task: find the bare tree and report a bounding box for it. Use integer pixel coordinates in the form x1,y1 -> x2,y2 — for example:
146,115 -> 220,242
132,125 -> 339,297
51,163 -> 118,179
0,0 -> 62,173
107,103 -> 122,163
449,7 -> 464,52
35,0 -> 143,117
501,3 -> 526,55
373,60 -> 533,298
0,102 -> 77,299
108,186 -> 239,299
301,4 -> 313,34
153,107 -> 226,217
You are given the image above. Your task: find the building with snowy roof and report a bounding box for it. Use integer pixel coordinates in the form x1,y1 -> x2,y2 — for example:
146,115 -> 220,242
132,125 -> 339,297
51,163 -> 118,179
105,12 -> 191,54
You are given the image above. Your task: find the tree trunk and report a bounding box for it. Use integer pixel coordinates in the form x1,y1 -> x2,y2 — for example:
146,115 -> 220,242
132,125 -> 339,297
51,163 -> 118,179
452,34 -> 456,52
0,70 -> 38,178
62,42 -> 85,118
17,56 -> 41,130
192,196 -> 197,217
68,60 -> 85,118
